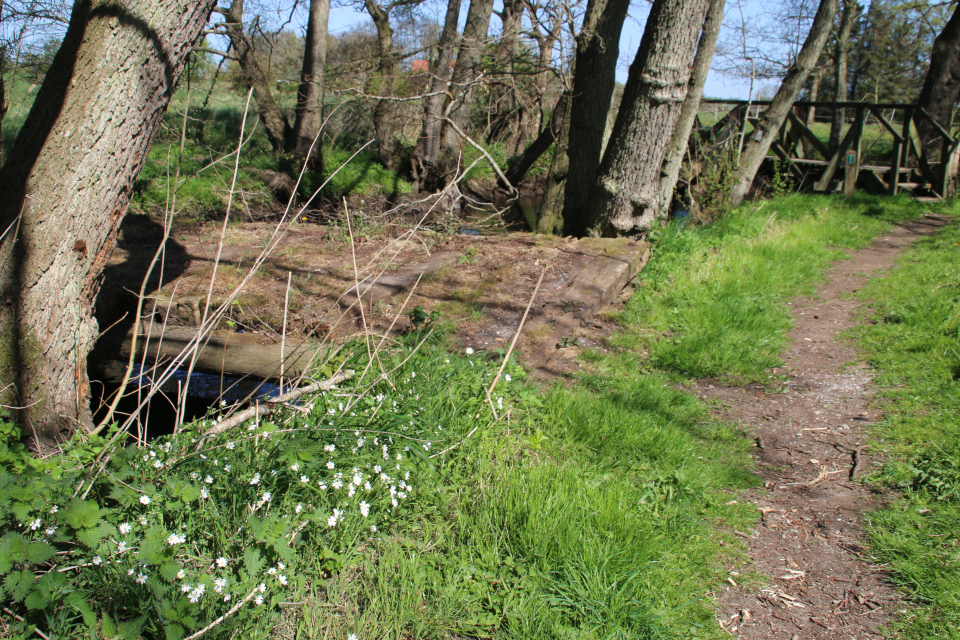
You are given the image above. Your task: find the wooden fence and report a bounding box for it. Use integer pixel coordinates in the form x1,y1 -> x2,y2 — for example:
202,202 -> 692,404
697,100 -> 960,200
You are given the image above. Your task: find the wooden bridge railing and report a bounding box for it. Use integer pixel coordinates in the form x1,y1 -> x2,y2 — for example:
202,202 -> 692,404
696,100 -> 960,199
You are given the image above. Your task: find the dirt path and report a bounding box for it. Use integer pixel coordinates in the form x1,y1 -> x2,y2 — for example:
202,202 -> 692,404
705,214 -> 953,639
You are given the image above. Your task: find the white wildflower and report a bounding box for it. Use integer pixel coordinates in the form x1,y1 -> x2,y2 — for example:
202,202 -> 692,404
166,533 -> 186,545
359,501 -> 370,517
136,573 -> 148,585
277,574 -> 288,586
255,594 -> 264,606
323,444 -> 335,452
226,441 -> 235,450
177,569 -> 185,580
204,475 -> 213,484
117,541 -> 128,554
139,495 -> 151,505
300,475 -> 309,483
49,505 -> 58,514
92,556 -> 102,565
188,583 -> 206,603
153,460 -> 163,469
291,463 -> 299,472
249,473 -> 261,485
216,557 -> 228,568
200,487 -> 209,500
295,503 -> 303,514
326,461 -> 335,469
28,518 -> 41,531
213,577 -> 227,593
465,347 -> 474,355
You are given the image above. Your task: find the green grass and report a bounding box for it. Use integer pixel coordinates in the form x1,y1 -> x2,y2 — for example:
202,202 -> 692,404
851,220 -> 960,638
615,193 -> 937,383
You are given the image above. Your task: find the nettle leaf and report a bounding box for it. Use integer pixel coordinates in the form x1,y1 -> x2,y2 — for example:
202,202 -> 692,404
108,485 -> 137,508
2,532 -> 29,565
76,522 -> 113,549
140,528 -> 168,565
63,499 -> 102,529
164,623 -> 185,640
101,615 -> 118,638
12,502 -> 32,523
24,541 -> 55,567
243,547 -> 264,580
180,483 -> 200,504
118,615 -> 148,640
160,561 -> 181,582
24,588 -> 48,610
3,568 -> 35,601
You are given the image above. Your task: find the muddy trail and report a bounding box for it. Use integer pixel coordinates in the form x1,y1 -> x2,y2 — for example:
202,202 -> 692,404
702,213 -> 952,639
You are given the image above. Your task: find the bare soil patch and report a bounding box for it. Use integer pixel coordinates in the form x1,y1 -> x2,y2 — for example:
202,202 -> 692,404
96,214 -> 645,379
703,214 -> 952,639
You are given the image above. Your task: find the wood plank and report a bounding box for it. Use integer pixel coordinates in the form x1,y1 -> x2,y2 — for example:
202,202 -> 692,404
786,111 -> 830,159
769,141 -> 806,181
813,124 -> 858,191
865,105 -> 903,142
915,107 -> 956,143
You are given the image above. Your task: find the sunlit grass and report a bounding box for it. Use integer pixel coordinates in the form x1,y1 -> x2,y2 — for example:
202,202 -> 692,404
852,220 -> 960,638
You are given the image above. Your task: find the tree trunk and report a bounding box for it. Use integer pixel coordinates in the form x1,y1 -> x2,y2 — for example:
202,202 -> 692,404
730,0 -> 838,206
655,0 -> 725,216
537,89 -> 573,234
559,0 -> 631,237
365,0 -> 401,169
409,0 -> 462,192
586,0 -> 712,236
805,69 -> 821,128
440,0 -> 496,162
828,0 -> 857,154
223,0 -> 292,153
505,91 -> 568,186
0,0 -> 216,447
485,0 -> 527,151
916,2 -> 960,155
292,0 -> 331,170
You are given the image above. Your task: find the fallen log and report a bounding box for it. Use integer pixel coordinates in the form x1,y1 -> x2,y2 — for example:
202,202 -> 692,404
116,326 -> 326,380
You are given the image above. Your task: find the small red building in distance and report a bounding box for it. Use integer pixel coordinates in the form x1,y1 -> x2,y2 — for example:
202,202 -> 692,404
412,59 -> 429,73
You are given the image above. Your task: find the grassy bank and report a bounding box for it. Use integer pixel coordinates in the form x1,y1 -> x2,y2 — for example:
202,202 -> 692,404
853,220 -> 960,638
2,194 -> 954,639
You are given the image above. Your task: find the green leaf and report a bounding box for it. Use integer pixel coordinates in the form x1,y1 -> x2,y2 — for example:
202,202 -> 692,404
243,547 -> 263,580
164,623 -> 185,640
77,522 -> 113,548
63,499 -> 102,529
118,615 -> 147,640
24,588 -> 48,610
0,532 -> 29,567
3,568 -> 35,601
160,561 -> 181,582
26,541 -> 56,565
101,615 -> 117,638
180,483 -> 200,504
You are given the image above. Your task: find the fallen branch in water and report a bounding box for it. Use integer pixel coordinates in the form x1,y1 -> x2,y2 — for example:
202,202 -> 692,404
201,369 -> 355,440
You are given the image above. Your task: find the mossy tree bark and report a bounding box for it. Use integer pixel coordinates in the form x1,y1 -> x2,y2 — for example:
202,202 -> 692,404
586,0 -> 712,236
916,2 -> 960,156
729,0 -> 837,206
0,0 -> 216,448
365,0 -> 402,169
560,0 -> 632,237
655,0 -> 725,216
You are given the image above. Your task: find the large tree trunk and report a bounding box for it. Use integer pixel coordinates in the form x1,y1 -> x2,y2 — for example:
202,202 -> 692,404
440,0 -> 496,162
537,87 -> 573,234
655,0 -> 724,216
916,2 -> 960,155
730,0 -> 838,206
223,0 -> 293,153
365,0 -> 401,169
292,0 -> 331,170
0,0 -> 215,447
409,0 -> 462,192
586,0 -> 712,236
560,0 -> 632,237
828,0 -> 857,154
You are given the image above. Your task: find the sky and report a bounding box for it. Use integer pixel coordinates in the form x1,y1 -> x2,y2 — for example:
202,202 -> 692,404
323,0 -> 766,100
